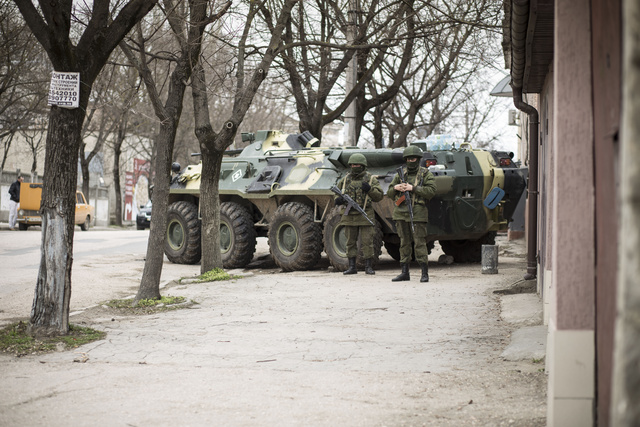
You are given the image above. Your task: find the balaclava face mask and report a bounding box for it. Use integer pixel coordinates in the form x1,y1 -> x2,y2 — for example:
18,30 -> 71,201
406,158 -> 420,173
351,165 -> 365,176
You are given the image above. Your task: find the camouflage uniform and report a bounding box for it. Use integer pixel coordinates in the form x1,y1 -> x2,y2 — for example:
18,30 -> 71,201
334,154 -> 383,274
386,146 -> 436,282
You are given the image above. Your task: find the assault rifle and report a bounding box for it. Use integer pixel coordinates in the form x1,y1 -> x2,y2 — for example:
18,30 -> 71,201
330,185 -> 375,226
395,167 -> 415,232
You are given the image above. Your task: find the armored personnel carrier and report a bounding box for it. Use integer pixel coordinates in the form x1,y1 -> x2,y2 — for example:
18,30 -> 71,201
165,130 -> 527,271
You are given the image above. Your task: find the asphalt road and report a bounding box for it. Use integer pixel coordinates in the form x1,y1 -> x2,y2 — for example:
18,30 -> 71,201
0,227 -> 201,326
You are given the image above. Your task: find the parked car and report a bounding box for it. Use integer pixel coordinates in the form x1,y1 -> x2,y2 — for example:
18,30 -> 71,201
17,183 -> 94,231
136,200 -> 152,230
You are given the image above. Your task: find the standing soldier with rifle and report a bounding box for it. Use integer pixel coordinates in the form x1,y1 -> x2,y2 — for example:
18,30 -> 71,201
387,146 -> 437,282
333,153 -> 384,275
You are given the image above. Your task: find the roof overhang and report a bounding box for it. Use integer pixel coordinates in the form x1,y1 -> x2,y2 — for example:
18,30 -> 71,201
504,0 -> 555,94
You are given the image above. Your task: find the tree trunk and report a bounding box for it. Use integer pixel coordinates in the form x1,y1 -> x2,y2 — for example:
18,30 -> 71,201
199,148 -> 223,273
29,107 -> 84,336
15,0 -> 158,335
80,144 -> 91,198
135,123 -> 178,302
190,0 -> 297,273
372,105 -> 384,148
113,140 -> 123,227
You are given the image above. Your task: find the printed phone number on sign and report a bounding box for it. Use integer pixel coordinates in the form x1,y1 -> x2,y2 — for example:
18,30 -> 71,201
48,91 -> 78,102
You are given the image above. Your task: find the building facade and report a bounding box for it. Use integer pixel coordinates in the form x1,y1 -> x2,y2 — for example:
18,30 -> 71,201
503,0 -> 639,425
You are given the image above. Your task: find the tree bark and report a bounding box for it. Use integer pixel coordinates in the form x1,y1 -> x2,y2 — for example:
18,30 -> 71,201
199,146 -> 224,273
136,123 -> 178,302
15,0 -> 158,335
131,48 -> 190,301
192,0 -> 296,274
112,117 -> 128,227
125,0 -> 218,301
29,106 -> 83,336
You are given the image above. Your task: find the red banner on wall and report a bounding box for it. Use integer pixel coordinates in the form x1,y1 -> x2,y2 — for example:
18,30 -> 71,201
134,158 -> 151,180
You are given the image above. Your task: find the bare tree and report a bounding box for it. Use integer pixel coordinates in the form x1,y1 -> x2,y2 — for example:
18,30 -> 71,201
120,0 -> 232,301
14,0 -> 157,336
267,0 -> 501,148
78,66 -> 120,198
19,129 -> 45,180
237,81 -> 299,140
374,0 -> 503,148
192,0 -> 299,273
273,0 -> 413,140
0,0 -> 49,179
108,68 -> 152,226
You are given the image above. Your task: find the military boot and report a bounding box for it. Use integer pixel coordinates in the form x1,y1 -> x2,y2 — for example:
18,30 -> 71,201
343,257 -> 357,275
365,258 -> 375,275
392,263 -> 410,282
420,262 -> 429,283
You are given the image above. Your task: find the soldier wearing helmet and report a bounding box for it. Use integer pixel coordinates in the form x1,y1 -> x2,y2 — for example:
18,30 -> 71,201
386,145 -> 437,282
334,153 -> 384,275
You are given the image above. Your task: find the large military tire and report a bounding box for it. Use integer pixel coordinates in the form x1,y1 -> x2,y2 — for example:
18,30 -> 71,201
220,202 -> 257,269
165,201 -> 201,264
439,231 -> 496,263
384,242 -> 400,261
384,241 -> 430,261
268,202 -> 322,271
323,207 -> 383,271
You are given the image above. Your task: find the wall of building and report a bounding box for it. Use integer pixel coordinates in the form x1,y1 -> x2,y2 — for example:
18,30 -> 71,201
547,0 -> 596,425
539,73 -> 554,327
591,0 -> 622,424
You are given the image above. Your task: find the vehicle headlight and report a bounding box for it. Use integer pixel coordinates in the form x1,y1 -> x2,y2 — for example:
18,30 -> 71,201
18,209 -> 24,215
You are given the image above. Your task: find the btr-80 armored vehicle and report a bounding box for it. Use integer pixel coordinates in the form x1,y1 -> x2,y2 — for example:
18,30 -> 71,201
165,130 -> 527,271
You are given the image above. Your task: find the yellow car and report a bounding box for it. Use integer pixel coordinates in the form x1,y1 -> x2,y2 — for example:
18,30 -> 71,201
17,183 -> 95,231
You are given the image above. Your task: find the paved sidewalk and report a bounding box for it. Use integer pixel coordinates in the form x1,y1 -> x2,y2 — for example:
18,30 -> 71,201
0,235 -> 546,426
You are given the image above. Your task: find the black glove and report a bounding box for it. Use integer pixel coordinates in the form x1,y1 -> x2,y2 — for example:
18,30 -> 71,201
335,197 -> 346,206
361,182 -> 371,193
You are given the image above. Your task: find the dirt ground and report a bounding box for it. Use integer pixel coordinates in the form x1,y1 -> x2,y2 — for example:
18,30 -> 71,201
0,231 -> 546,426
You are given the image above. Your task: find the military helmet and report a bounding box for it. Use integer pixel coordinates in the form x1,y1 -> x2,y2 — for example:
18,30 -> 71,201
403,145 -> 424,159
348,153 -> 368,167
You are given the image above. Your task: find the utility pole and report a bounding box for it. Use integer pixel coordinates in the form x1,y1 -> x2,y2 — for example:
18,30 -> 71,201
344,0 -> 359,146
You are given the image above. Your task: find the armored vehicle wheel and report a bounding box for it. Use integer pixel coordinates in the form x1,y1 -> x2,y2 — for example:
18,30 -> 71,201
323,207 -> 382,271
165,201 -> 201,264
440,231 -> 496,263
268,202 -> 322,271
384,242 -> 400,261
220,202 -> 257,268
384,240 -> 430,261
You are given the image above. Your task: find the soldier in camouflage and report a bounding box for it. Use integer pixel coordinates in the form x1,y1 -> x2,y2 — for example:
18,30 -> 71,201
387,146 -> 437,282
334,153 -> 384,275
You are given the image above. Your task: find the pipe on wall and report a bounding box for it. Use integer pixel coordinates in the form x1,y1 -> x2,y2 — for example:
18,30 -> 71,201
513,89 -> 539,280
510,0 -> 539,280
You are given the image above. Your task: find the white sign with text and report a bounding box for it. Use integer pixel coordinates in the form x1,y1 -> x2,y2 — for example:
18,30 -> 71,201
48,72 -> 80,109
